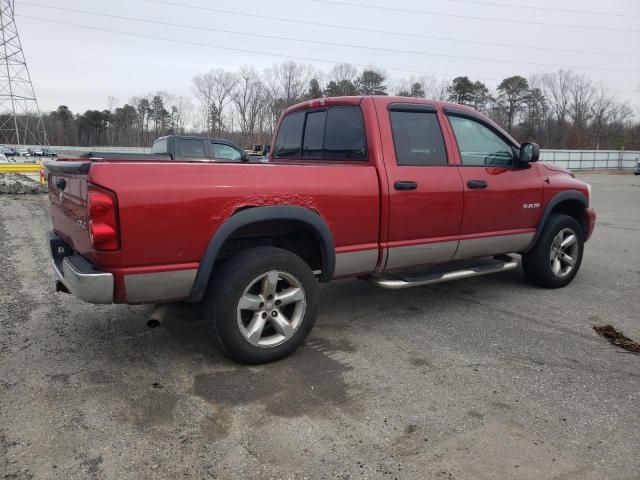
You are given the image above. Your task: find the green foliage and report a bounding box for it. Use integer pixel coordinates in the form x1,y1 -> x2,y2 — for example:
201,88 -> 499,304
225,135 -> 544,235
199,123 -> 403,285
356,70 -> 387,96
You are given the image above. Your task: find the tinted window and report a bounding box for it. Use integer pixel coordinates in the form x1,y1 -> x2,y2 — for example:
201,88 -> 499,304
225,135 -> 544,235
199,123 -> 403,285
323,107 -> 366,160
302,110 -> 326,158
448,116 -> 514,166
390,111 -> 447,166
274,111 -> 305,158
151,138 -> 167,154
212,142 -> 242,161
176,139 -> 205,159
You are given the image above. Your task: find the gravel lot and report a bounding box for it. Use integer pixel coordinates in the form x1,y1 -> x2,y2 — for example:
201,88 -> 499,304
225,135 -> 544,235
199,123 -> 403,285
1,174 -> 639,480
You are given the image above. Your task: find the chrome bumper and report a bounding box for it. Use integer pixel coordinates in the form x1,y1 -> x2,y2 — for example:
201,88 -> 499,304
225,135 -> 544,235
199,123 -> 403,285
48,231 -> 114,304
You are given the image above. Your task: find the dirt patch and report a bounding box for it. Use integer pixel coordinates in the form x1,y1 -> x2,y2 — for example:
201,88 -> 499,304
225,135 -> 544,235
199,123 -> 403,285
0,173 -> 45,194
593,325 -> 640,354
192,341 -> 352,418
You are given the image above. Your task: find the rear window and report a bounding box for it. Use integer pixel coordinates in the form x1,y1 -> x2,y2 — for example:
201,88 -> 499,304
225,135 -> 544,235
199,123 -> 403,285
390,111 -> 447,166
151,138 -> 168,154
274,106 -> 366,160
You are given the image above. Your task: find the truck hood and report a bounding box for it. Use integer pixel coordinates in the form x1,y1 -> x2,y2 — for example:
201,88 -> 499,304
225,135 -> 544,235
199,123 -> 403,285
540,162 -> 573,176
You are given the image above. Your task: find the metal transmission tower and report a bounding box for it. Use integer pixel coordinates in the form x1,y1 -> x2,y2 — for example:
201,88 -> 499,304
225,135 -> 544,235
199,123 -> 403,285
0,0 -> 47,146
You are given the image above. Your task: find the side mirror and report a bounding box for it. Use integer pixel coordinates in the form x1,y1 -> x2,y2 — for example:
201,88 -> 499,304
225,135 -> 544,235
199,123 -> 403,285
241,152 -> 249,162
519,142 -> 540,164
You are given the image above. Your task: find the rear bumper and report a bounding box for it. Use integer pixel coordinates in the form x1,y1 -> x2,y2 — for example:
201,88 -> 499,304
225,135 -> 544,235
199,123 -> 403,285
48,231 -> 114,304
584,208 -> 596,241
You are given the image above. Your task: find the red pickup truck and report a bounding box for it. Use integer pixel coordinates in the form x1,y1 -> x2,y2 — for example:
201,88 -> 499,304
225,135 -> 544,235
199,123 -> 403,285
46,96 -> 596,364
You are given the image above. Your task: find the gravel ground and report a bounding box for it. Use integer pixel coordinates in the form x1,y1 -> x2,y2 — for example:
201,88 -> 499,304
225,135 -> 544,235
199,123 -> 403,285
0,173 -> 45,195
1,174 -> 639,480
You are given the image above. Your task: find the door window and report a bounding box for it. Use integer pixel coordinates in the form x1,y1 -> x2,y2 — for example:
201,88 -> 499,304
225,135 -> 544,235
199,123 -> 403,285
212,142 -> 242,161
448,116 -> 514,166
176,139 -> 206,159
389,111 -> 447,166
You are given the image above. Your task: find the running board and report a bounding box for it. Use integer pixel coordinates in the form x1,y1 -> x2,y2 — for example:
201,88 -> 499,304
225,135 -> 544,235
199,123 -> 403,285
368,255 -> 518,290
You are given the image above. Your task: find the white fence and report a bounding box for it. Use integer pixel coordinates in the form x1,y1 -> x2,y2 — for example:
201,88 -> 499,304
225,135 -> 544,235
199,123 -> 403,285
540,149 -> 639,171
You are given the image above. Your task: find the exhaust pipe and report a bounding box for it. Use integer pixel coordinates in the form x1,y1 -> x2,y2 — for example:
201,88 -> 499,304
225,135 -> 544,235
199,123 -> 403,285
147,304 -> 169,328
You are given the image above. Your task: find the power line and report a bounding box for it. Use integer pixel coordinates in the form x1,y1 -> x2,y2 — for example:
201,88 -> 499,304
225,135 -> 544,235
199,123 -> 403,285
442,0 -> 640,19
147,0 -> 639,59
15,14 -> 497,80
312,0 -> 640,34
15,15 -> 639,95
20,2 -> 640,74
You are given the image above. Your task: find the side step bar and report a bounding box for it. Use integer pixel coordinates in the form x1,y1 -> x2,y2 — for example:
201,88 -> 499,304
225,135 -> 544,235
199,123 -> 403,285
368,255 -> 518,290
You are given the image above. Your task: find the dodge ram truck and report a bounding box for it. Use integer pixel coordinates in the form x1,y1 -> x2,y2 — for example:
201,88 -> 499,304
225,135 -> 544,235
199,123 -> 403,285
46,96 -> 596,364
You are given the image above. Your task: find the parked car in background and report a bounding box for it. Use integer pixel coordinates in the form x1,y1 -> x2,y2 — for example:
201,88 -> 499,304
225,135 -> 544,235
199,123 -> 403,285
32,147 -> 44,156
634,159 -> 639,175
45,96 -> 596,364
42,147 -> 57,157
1,145 -> 17,156
17,148 -> 29,157
0,152 -> 8,162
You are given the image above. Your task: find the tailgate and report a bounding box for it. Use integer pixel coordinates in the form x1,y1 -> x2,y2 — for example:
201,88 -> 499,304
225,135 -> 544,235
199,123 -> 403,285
46,160 -> 92,255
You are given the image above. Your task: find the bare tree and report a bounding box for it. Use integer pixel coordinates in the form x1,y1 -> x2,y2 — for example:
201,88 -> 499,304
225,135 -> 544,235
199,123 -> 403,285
233,66 -> 265,145
541,70 -> 576,146
330,63 -> 358,84
590,85 -> 614,149
568,73 -> 594,130
192,69 -> 237,136
263,62 -> 313,132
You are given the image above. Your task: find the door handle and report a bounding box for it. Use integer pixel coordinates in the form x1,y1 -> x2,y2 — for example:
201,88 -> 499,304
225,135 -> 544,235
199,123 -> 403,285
467,180 -> 487,189
394,180 -> 417,191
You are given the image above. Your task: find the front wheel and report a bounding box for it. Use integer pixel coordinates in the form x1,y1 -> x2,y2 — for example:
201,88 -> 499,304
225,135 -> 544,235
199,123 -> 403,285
204,246 -> 318,364
522,213 -> 584,288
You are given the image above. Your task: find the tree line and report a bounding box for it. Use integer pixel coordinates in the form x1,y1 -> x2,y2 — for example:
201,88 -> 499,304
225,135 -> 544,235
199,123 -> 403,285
24,62 -> 640,150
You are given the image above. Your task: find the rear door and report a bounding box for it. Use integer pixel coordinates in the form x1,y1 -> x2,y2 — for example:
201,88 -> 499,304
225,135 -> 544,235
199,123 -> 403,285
379,103 -> 464,269
444,112 -> 543,259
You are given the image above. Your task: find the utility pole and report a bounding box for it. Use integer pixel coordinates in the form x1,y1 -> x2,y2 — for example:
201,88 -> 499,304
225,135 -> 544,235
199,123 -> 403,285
0,0 -> 47,146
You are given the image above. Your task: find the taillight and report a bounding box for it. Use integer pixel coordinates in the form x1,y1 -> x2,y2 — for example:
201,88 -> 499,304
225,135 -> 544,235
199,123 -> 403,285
88,187 -> 119,251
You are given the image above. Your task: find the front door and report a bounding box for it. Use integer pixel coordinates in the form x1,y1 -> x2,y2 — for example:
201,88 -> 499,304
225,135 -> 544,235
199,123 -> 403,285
445,113 -> 543,259
379,103 -> 464,269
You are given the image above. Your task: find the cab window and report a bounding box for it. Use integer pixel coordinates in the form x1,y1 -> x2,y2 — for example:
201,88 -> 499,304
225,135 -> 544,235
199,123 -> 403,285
274,106 -> 366,160
274,111 -> 305,158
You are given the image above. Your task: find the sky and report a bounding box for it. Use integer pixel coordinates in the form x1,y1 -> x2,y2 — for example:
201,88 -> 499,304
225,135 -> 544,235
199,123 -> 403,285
13,0 -> 640,115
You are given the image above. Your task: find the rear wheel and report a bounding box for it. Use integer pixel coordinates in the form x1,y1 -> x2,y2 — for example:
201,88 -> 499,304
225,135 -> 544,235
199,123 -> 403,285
522,213 -> 584,288
204,246 -> 318,364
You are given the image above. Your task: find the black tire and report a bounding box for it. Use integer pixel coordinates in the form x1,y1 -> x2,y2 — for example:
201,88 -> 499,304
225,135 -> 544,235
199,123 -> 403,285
204,246 -> 318,364
522,213 -> 584,288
